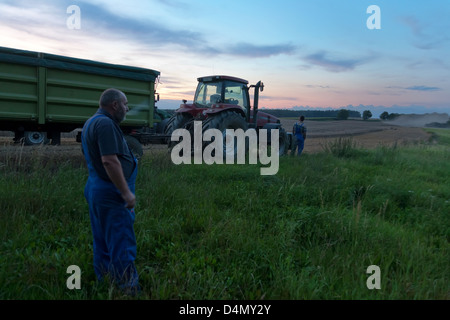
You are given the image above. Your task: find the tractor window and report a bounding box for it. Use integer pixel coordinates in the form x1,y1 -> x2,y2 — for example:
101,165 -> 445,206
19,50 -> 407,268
224,81 -> 248,110
194,82 -> 223,108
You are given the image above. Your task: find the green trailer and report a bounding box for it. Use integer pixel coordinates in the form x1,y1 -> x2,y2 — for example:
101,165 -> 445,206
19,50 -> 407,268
0,46 -> 171,156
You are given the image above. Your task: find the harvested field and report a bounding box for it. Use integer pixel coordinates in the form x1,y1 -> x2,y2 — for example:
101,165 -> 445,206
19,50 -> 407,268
281,119 -> 432,154
0,119 -> 433,163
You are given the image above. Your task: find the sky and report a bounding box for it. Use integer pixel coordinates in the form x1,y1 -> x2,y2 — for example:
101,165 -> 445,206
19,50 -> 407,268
0,0 -> 449,117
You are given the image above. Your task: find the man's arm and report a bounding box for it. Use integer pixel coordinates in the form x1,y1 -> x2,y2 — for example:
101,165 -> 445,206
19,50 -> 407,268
101,154 -> 136,209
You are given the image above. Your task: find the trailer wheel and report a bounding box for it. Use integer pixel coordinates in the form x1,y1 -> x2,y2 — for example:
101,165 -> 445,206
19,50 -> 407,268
23,131 -> 49,146
125,135 -> 143,160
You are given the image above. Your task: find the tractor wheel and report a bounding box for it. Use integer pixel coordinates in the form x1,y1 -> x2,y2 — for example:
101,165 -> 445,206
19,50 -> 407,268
278,127 -> 288,156
164,113 -> 192,147
202,110 -> 248,160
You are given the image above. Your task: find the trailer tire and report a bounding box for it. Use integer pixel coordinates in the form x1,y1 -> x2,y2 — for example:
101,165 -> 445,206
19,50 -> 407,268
125,135 -> 143,160
23,131 -> 49,146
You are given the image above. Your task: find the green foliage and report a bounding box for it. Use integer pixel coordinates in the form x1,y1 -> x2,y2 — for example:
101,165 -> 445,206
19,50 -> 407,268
380,111 -> 389,120
1,130 -> 449,300
380,111 -> 401,120
336,109 -> 350,120
363,110 -> 372,120
426,128 -> 450,145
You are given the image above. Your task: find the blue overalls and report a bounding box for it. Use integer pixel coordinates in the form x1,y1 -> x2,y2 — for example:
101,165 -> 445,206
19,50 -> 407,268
82,114 -> 139,291
294,123 -> 305,156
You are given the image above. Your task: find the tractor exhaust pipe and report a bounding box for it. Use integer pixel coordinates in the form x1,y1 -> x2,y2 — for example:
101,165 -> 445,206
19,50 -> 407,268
250,81 -> 264,126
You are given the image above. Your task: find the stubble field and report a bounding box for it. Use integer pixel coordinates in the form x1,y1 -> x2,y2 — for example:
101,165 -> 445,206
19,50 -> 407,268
0,119 -> 433,160
280,119 -> 432,153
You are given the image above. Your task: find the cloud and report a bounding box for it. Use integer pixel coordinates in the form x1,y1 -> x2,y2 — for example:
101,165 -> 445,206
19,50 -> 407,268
399,15 -> 449,50
260,95 -> 298,102
405,85 -> 441,92
0,0 -> 64,28
77,3 -> 297,58
0,0 -> 296,60
386,85 -> 442,92
303,51 -> 370,72
0,0 -> 214,55
400,16 -> 423,37
305,85 -> 331,89
224,42 -> 296,58
77,2 -> 204,48
156,0 -> 188,9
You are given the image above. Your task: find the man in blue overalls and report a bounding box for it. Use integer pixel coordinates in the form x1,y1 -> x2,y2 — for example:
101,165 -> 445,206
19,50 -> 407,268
81,88 -> 139,294
291,115 -> 307,156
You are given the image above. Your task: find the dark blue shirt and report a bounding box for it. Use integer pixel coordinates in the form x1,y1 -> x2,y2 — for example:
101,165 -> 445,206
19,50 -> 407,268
82,108 -> 136,182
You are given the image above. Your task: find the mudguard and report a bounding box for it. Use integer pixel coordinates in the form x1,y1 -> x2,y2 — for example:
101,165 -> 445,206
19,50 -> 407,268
203,105 -> 246,118
262,123 -> 282,130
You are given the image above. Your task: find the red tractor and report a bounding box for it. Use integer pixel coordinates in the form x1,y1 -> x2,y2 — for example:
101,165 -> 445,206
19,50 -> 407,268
165,75 -> 291,156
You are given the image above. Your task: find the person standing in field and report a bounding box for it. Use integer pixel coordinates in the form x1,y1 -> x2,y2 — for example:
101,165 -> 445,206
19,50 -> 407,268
291,115 -> 307,156
81,88 -> 140,295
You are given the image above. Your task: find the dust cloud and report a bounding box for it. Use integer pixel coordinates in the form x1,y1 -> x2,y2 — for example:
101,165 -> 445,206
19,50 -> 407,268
385,113 -> 449,127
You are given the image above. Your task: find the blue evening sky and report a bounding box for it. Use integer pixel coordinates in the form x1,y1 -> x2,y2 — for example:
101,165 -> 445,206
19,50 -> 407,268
0,0 -> 449,116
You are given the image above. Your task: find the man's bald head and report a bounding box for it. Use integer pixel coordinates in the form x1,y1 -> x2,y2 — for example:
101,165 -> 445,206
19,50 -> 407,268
99,88 -> 129,123
100,88 -> 125,108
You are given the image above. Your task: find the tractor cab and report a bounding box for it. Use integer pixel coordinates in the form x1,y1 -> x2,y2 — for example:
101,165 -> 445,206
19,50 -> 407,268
193,76 -> 250,115
192,75 -> 275,128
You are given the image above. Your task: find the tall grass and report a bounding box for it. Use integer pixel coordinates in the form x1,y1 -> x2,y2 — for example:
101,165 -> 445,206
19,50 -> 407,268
0,129 -> 449,299
321,137 -> 362,158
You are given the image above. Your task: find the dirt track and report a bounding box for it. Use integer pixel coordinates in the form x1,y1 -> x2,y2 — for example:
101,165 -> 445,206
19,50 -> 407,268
0,120 -> 433,160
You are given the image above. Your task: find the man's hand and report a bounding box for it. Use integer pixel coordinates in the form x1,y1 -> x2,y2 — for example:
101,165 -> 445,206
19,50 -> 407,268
121,190 -> 136,209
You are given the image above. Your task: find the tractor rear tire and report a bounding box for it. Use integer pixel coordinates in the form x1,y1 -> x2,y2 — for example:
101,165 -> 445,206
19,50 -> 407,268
202,110 -> 249,160
164,113 -> 192,147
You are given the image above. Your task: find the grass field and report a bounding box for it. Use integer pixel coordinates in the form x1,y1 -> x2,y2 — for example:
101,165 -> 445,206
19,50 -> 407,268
0,128 -> 448,300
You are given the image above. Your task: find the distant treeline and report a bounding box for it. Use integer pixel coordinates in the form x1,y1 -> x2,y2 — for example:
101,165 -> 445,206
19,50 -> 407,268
260,109 -> 361,119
